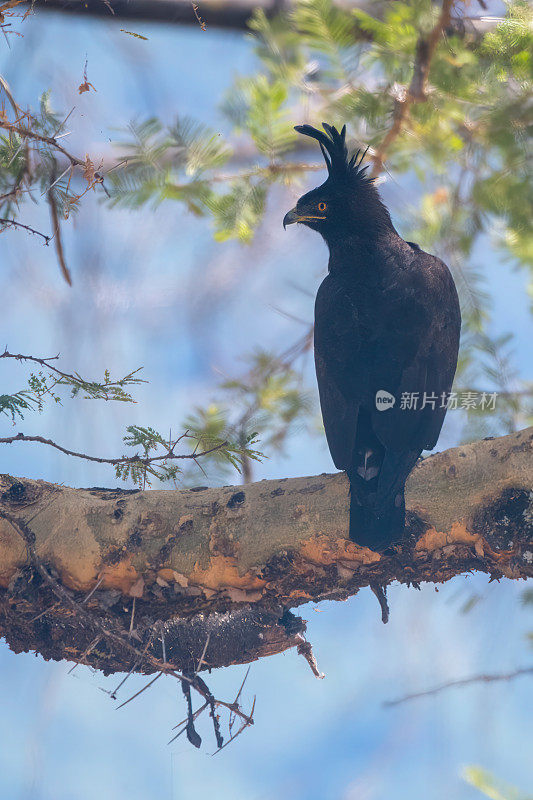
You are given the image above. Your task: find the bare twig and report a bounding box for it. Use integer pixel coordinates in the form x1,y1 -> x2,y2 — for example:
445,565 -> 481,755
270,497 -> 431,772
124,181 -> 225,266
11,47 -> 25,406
42,164 -> 71,196
228,665 -> 251,733
0,431 -> 229,467
195,632 -> 210,674
169,700 -> 209,744
160,625 -> 167,663
110,629 -> 156,699
82,574 -> 104,604
213,697 -> 255,755
68,634 -> 102,674
116,671 -> 163,709
128,596 -> 136,637
29,601 -> 59,623
233,665 -> 251,708
0,217 -> 50,244
384,666 -> 533,707
191,1 -> 206,30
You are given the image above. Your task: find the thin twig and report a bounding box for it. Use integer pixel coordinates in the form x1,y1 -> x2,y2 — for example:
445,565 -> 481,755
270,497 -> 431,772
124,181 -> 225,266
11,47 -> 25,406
195,632 -> 210,675
229,665 -> 250,733
42,163 -> 71,196
128,596 -> 136,637
160,625 -> 167,663
233,665 -> 251,708
52,106 -> 75,138
384,666 -> 533,707
68,634 -> 102,674
213,696 -> 255,755
170,701 -> 208,733
191,1 -> 206,30
29,601 -> 59,623
0,349 -> 144,389
82,575 -> 104,604
116,671 -> 163,710
110,630 -> 156,699
0,431 -> 229,467
0,217 -> 50,244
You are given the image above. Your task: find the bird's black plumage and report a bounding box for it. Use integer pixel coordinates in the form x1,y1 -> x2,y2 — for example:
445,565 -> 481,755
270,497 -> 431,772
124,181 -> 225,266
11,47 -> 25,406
284,123 -> 461,550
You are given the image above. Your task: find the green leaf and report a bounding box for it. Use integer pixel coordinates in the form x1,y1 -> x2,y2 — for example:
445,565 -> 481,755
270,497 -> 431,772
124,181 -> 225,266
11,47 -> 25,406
294,0 -> 360,78
205,179 -> 267,242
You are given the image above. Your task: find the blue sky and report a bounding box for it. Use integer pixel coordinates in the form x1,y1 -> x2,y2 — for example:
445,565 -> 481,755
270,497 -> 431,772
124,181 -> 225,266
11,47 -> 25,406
1,8 -> 532,800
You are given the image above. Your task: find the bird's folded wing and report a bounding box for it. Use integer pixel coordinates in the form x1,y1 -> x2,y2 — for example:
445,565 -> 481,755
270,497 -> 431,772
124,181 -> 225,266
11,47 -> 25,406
314,257 -> 460,463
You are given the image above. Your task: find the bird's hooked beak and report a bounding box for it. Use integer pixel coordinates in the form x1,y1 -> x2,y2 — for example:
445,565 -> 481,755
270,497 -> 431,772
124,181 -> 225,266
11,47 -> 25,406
283,207 -> 326,229
283,207 -> 300,229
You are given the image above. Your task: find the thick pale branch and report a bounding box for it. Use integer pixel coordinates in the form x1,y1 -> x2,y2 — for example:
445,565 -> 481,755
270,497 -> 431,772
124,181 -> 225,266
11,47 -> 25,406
0,428 -> 532,674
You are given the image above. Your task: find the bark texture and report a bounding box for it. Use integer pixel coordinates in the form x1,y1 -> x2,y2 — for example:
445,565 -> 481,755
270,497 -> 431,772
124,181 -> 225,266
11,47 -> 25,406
1,427 -> 532,674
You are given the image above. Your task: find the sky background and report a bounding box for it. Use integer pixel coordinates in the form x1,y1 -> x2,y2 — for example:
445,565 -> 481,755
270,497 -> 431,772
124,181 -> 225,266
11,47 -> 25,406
0,6 -> 532,800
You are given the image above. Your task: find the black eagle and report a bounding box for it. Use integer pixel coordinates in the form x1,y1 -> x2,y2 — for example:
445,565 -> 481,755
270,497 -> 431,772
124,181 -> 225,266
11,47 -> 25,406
284,123 -> 461,550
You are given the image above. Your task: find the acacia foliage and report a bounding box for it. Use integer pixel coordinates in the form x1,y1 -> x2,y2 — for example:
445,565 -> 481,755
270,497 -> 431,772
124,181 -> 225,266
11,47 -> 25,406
1,0 -> 532,483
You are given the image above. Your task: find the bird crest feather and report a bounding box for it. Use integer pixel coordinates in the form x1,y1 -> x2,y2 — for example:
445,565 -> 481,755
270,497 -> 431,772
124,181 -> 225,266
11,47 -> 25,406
294,122 -> 371,184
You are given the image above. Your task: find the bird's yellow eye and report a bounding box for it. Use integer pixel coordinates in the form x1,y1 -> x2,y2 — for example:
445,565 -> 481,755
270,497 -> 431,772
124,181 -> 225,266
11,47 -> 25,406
318,202 -> 327,212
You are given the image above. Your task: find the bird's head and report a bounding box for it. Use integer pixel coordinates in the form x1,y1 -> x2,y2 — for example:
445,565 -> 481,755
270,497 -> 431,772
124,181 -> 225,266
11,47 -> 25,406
283,123 -> 392,245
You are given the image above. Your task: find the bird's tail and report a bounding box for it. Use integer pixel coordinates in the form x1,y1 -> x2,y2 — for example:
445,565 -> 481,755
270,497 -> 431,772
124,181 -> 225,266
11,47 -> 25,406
346,451 -> 418,550
347,472 -> 404,550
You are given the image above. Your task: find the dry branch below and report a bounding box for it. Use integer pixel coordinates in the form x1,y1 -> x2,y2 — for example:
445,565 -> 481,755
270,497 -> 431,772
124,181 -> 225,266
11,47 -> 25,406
1,427 -> 532,674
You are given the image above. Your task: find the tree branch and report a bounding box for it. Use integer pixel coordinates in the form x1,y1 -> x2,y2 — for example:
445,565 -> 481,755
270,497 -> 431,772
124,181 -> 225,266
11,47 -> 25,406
0,118 -> 108,192
0,348 -> 145,396
1,509 -> 255,749
0,430 -> 229,465
0,119 -> 86,168
384,666 -> 533,707
371,0 -> 454,176
0,217 -> 51,243
0,428 -> 531,675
